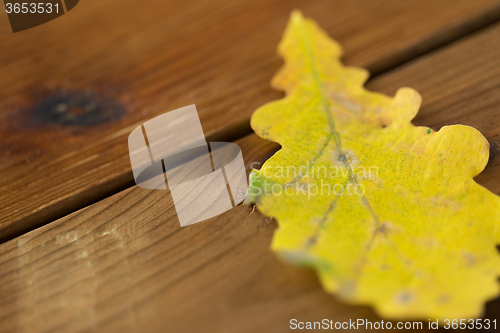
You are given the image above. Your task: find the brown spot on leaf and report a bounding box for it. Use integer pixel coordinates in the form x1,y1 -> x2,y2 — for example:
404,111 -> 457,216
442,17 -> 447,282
461,252 -> 476,266
438,294 -> 450,304
395,291 -> 413,304
379,117 -> 391,128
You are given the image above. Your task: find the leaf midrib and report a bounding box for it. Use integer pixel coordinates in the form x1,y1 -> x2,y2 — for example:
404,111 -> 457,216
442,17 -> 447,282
297,18 -> 385,250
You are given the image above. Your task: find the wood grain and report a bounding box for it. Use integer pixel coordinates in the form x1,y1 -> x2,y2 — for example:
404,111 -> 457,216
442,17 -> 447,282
2,0 -> 500,240
1,21 -> 500,332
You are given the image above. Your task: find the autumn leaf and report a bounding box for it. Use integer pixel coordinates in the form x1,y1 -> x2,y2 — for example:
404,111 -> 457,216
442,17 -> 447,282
246,11 -> 500,320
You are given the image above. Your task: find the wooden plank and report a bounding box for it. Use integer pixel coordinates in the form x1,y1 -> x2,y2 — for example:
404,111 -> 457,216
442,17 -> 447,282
2,0 -> 500,240
0,135 -> 421,333
1,21 -> 500,331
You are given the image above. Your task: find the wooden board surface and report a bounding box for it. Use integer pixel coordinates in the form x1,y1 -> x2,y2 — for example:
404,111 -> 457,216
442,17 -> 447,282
2,0 -> 500,241
1,21 -> 500,332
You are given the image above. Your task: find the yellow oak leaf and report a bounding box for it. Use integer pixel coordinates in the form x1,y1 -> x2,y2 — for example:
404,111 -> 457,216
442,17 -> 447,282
246,11 -> 500,320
